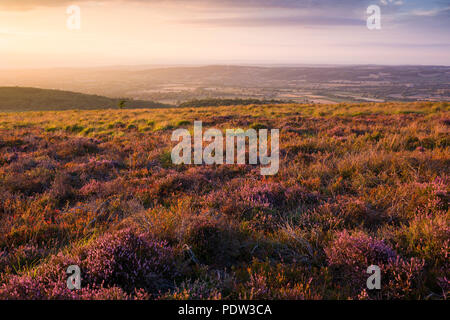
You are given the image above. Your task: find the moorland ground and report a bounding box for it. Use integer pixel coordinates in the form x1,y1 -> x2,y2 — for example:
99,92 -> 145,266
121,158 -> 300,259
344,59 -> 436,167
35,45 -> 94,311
0,101 -> 448,299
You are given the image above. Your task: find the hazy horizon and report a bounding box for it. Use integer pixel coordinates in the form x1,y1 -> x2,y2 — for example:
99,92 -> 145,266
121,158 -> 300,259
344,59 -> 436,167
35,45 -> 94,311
1,0 -> 449,68
1,61 -> 450,71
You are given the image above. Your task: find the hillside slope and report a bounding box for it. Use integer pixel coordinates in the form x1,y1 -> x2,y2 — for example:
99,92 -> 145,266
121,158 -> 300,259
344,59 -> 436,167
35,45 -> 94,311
0,87 -> 172,111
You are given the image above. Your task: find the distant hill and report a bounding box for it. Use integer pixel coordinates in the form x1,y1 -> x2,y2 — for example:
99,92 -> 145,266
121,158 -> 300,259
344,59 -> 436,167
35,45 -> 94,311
0,87 -> 173,112
1,65 -> 448,105
179,98 -> 288,108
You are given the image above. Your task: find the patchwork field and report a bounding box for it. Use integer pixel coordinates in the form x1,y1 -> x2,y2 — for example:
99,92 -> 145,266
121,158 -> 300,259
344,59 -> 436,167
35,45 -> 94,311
0,101 -> 448,299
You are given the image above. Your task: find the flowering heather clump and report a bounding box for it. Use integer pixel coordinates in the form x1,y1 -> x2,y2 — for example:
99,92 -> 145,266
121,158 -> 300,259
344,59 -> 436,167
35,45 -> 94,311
416,176 -> 449,215
240,181 -> 301,209
68,158 -> 119,183
206,179 -> 317,218
0,244 -> 47,274
0,102 -> 447,300
151,171 -> 208,200
78,179 -> 103,197
0,252 -> 82,300
0,229 -> 180,299
54,137 -> 99,159
437,276 -> 449,299
325,231 -> 394,289
148,166 -> 234,202
0,274 -> 135,300
326,231 -> 397,270
0,275 -> 46,300
325,231 -> 425,299
79,178 -> 125,198
83,229 -> 180,294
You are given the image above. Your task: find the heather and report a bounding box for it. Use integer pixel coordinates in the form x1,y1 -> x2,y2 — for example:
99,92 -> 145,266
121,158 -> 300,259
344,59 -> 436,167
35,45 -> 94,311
0,101 -> 448,300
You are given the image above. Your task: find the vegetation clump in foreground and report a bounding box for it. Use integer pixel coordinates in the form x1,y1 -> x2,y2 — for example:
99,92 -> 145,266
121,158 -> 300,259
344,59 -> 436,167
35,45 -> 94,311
0,101 -> 448,300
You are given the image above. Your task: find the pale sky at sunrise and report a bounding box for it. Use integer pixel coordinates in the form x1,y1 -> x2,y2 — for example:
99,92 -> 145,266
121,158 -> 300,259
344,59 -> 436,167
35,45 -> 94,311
0,0 -> 449,68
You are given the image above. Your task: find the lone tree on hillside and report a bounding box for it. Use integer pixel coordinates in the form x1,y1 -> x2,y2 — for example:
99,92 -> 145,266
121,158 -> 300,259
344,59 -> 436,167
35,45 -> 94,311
118,100 -> 127,110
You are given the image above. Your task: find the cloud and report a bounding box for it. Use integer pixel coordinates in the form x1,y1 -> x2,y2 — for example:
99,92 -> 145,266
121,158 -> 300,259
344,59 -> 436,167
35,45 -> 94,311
0,0 -> 92,10
178,15 -> 364,27
397,6 -> 450,29
2,0 -> 449,30
409,6 -> 450,17
380,0 -> 403,6
1,0 -> 447,12
0,0 -> 372,11
341,42 -> 450,48
174,0 -> 371,9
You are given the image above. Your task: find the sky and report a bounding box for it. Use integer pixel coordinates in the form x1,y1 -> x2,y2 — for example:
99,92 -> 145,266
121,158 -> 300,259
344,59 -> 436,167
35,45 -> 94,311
0,0 -> 449,68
